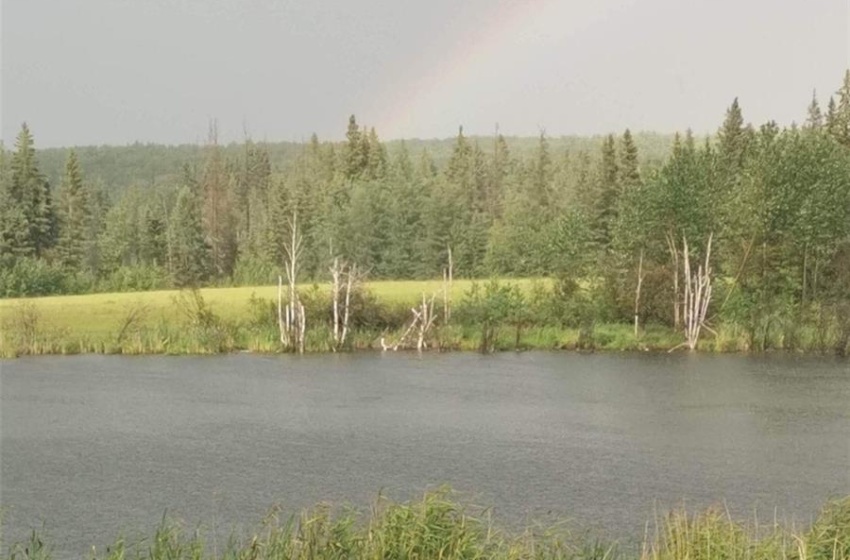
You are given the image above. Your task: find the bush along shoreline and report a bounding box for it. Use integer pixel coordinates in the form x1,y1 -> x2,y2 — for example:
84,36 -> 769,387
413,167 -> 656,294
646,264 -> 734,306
5,278 -> 850,358
3,490 -> 849,560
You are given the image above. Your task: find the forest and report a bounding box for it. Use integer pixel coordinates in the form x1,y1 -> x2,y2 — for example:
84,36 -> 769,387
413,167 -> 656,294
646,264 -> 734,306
4,71 -> 850,353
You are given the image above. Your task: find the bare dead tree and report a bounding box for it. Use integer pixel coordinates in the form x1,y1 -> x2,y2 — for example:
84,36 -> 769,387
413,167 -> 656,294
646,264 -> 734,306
330,257 -> 364,351
665,230 -> 681,329
634,248 -> 645,337
381,292 -> 438,351
416,292 -> 438,350
279,210 -> 305,353
670,233 -> 713,351
442,245 -> 453,325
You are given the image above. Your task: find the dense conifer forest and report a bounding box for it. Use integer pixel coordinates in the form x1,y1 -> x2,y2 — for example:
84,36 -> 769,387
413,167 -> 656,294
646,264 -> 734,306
5,71 -> 850,351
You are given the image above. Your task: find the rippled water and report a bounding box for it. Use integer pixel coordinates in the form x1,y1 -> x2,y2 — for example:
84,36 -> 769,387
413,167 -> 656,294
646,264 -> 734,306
1,352 -> 849,556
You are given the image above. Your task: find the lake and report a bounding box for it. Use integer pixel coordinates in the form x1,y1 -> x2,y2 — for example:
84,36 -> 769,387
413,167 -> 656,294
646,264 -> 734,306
1,352 -> 848,557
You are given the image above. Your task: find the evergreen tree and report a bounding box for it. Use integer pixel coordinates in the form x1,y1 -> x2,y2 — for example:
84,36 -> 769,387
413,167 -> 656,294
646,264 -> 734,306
392,140 -> 414,182
417,149 -> 437,179
0,143 -> 15,257
56,150 -> 91,268
717,98 -> 748,174
235,140 -> 272,259
826,96 -> 839,137
835,70 -> 850,146
168,186 -> 209,286
344,115 -> 367,180
140,208 -> 167,268
592,134 -> 619,248
99,189 -> 142,270
530,131 -> 552,210
365,127 -> 387,180
9,123 -> 56,257
619,129 -> 641,189
199,123 -> 237,277
487,134 -> 511,219
804,91 -> 823,131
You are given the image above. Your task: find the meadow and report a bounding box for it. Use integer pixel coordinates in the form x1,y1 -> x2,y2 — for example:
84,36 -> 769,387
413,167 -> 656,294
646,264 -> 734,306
0,279 -> 488,340
7,278 -> 674,357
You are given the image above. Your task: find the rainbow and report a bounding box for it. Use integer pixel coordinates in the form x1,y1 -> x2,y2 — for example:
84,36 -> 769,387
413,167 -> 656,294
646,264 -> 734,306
374,0 -> 632,139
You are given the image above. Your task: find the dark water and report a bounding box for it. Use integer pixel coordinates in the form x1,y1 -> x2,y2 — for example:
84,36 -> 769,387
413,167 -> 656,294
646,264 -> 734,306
1,353 -> 849,556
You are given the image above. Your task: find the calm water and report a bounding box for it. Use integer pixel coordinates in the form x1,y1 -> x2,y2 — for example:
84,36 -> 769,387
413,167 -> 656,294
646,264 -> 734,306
1,352 -> 849,556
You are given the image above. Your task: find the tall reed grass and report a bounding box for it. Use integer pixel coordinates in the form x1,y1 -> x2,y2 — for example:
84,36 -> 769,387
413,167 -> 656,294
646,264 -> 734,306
3,491 -> 848,560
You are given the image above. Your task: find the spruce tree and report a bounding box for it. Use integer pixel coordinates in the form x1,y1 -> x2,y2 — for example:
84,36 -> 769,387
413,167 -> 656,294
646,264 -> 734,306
531,131 -> 552,209
168,186 -> 209,287
365,127 -> 387,179
619,129 -> 641,189
835,70 -> 850,146
392,140 -> 414,182
805,91 -> 823,131
199,123 -> 237,278
344,115 -> 367,180
9,123 -> 55,258
717,98 -> 748,173
488,134 -> 510,218
56,149 -> 91,268
140,209 -> 167,268
0,144 -> 15,257
826,96 -> 838,137
593,134 -> 619,248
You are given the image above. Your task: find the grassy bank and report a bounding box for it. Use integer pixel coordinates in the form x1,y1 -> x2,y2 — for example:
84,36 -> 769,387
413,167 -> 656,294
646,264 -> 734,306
0,279 -> 841,357
0,279 -> 675,358
3,490 -> 849,559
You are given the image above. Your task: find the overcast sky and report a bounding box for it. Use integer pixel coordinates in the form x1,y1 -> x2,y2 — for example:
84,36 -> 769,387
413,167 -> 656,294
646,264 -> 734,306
1,0 -> 848,147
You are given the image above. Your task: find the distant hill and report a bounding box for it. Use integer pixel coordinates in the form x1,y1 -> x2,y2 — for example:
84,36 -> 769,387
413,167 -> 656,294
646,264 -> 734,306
36,132 -> 682,195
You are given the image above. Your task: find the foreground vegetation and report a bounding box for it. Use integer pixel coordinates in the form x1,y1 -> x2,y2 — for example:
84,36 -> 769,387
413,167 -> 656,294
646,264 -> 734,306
3,490 -> 849,559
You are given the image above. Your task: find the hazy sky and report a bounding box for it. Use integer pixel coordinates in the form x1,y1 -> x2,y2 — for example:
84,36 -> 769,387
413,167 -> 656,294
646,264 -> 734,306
2,0 -> 848,147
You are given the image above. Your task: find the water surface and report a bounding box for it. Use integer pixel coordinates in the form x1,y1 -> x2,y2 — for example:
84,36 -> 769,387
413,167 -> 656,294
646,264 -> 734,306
1,352 -> 848,556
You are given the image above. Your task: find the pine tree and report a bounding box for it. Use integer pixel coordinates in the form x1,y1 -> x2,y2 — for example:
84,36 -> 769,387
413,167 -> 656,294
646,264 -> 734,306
0,143 -> 15,257
235,140 -> 272,258
56,149 -> 91,268
417,149 -> 437,179
593,134 -> 620,247
619,129 -> 641,189
168,186 -> 209,287
805,91 -> 823,131
140,209 -> 167,268
365,127 -> 387,179
717,98 -> 748,173
488,134 -> 510,218
716,98 -> 753,230
446,126 -> 473,188
344,115 -> 367,180
531,131 -> 552,209
392,140 -> 414,182
9,123 -> 56,258
835,70 -> 850,146
826,96 -> 838,137
199,122 -> 237,277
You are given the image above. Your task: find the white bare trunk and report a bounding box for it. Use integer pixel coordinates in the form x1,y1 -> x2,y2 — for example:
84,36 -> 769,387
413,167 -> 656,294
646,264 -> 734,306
681,234 -> 713,350
443,245 -> 453,324
634,249 -> 644,337
280,210 -> 305,353
384,292 -> 438,351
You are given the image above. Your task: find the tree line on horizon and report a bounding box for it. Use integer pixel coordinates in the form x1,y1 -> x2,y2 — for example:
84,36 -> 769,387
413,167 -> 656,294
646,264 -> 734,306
4,70 -> 850,345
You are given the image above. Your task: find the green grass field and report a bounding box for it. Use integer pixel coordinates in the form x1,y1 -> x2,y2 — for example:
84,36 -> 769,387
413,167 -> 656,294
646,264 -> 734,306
0,280 -> 481,337
0,279 -> 561,356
